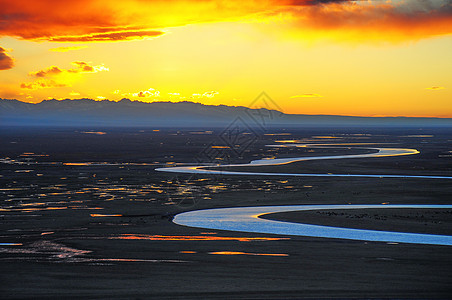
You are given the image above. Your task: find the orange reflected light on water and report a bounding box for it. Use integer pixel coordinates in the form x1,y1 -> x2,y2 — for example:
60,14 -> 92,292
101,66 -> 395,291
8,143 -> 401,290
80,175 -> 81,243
110,234 -> 289,242
274,140 -> 302,143
19,153 -> 49,157
90,214 -> 123,217
209,251 -> 288,257
81,131 -> 107,135
96,258 -> 184,263
41,232 -> 54,235
0,207 -> 68,212
19,202 -> 46,207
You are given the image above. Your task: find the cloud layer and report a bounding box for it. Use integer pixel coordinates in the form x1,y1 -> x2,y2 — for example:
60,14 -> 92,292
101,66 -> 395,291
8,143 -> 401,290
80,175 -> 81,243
21,61 -> 109,89
0,47 -> 14,70
273,0 -> 452,41
49,46 -> 88,52
46,30 -> 165,42
1,0 -> 451,43
0,0 -> 167,42
119,88 -> 220,101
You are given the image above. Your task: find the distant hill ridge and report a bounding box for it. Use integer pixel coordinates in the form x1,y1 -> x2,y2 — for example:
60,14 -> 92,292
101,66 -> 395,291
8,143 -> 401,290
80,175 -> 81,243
1,98 -> 451,127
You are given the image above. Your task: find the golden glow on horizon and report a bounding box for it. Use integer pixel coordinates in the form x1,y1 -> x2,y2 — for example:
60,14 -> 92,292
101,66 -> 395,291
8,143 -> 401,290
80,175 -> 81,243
1,0 -> 452,117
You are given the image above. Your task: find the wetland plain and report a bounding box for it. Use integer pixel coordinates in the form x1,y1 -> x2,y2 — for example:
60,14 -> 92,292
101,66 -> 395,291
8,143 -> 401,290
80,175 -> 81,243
1,126 -> 452,299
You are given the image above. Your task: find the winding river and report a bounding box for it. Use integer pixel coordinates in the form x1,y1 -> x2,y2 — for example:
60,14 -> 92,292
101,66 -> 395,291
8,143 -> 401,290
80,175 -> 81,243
157,144 -> 452,245
156,145 -> 452,179
173,205 -> 452,246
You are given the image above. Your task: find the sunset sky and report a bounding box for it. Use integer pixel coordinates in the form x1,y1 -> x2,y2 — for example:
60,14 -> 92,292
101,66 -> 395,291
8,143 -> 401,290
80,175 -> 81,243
1,0 -> 451,117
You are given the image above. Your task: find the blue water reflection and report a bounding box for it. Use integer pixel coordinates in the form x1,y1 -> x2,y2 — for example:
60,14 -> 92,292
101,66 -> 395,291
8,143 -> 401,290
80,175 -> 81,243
174,205 -> 452,246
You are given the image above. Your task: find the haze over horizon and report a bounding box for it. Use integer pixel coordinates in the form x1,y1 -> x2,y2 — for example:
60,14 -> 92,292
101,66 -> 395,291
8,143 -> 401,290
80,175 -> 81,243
3,96 -> 452,119
2,97 -> 452,127
1,0 -> 451,118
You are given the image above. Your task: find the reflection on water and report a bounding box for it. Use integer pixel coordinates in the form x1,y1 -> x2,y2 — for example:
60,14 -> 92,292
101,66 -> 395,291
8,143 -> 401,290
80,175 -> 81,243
264,133 -> 292,136
0,241 -> 187,264
270,142 -> 388,147
19,153 -> 49,157
1,156 -> 182,167
158,145 -> 452,180
90,258 -> 186,263
1,206 -> 104,212
0,240 -> 91,260
110,234 -> 289,242
0,207 -> 68,212
62,162 -> 159,166
274,140 -> 301,143
174,205 -> 452,246
90,214 -> 123,217
2,133 -> 451,269
189,131 -> 213,135
80,131 -> 107,135
41,232 -> 54,236
209,251 -> 288,257
14,170 -> 34,173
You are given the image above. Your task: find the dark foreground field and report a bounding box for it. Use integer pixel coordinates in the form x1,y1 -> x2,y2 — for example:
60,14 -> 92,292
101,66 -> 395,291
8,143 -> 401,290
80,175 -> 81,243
1,127 -> 451,299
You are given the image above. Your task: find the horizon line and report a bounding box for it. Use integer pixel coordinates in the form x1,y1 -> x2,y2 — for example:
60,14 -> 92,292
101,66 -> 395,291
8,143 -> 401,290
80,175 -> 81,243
1,97 -> 452,119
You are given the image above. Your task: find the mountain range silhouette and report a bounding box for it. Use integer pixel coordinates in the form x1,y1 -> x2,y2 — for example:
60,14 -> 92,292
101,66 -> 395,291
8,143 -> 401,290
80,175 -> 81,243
1,98 -> 451,127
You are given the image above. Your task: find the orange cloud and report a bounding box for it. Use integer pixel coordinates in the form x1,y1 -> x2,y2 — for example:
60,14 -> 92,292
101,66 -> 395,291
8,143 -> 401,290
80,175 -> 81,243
28,62 -> 108,78
190,91 -> 219,99
46,30 -> 165,42
122,88 -> 161,99
426,86 -> 445,90
266,0 -> 452,41
30,66 -> 63,78
20,79 -> 67,90
0,0 -> 256,42
0,47 -> 14,70
0,0 -> 360,43
0,0 -> 167,42
49,46 -> 88,52
21,61 -> 109,89
0,0 -> 451,43
120,88 -> 220,101
68,61 -> 109,73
